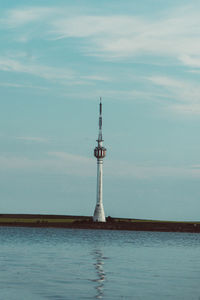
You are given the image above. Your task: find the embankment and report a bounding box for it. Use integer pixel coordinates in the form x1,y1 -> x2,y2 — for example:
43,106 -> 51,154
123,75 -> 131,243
0,214 -> 199,233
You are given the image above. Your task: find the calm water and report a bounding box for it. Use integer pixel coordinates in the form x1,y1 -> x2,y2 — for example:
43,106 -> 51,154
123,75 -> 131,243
0,227 -> 200,299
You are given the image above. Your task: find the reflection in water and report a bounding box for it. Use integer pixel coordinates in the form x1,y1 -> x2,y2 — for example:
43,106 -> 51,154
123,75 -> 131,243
92,249 -> 106,299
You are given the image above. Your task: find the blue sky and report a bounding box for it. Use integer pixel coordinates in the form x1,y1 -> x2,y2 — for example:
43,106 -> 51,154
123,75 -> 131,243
1,0 -> 200,220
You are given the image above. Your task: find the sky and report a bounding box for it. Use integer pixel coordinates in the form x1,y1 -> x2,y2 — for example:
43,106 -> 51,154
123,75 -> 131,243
1,0 -> 200,220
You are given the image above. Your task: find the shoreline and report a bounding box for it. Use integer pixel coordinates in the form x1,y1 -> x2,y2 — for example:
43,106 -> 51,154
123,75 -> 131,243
0,214 -> 200,233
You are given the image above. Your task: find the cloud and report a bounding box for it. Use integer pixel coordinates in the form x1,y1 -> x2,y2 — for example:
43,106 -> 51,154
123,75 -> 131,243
169,104 -> 200,115
2,5 -> 200,64
148,76 -> 183,90
147,75 -> 200,114
16,136 -> 48,143
0,55 -> 109,85
2,7 -> 56,28
0,56 -> 75,82
0,156 -> 37,170
81,75 -> 110,81
2,4 -> 200,115
179,54 -> 200,68
48,151 -> 93,164
1,151 -> 200,179
0,82 -> 48,90
0,152 -> 94,177
191,164 -> 200,169
106,160 -> 200,179
48,6 -> 200,62
50,15 -> 144,40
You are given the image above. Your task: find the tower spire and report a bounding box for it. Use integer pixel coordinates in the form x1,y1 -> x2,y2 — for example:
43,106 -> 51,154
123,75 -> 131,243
98,97 -> 103,142
93,97 -> 107,222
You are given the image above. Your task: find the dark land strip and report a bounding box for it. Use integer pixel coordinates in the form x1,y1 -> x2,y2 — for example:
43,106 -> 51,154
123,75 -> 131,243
0,214 -> 199,233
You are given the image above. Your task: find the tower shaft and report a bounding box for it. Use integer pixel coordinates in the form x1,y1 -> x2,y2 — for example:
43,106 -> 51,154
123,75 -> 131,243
93,158 -> 105,222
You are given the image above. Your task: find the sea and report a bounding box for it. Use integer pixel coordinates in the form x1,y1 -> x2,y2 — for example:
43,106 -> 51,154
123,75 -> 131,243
0,227 -> 200,300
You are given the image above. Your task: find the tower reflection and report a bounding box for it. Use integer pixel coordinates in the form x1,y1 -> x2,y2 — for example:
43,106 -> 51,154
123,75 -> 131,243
92,248 -> 106,299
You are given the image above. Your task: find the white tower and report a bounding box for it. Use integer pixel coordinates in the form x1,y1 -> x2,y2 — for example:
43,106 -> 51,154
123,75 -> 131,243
93,98 -> 107,222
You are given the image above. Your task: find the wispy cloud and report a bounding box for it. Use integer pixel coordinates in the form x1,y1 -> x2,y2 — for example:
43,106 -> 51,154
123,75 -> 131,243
1,151 -> 200,179
2,4 -> 200,115
106,160 -> 200,179
0,152 -> 94,177
0,82 -> 48,90
2,5 -> 200,64
179,54 -> 200,69
1,7 -> 56,28
16,136 -> 48,143
0,55 -> 109,85
0,56 -> 75,81
147,75 -> 200,114
81,75 -> 110,82
48,151 -> 93,164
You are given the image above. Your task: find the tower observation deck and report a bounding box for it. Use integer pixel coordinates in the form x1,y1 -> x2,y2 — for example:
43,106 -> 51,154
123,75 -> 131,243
93,98 -> 107,222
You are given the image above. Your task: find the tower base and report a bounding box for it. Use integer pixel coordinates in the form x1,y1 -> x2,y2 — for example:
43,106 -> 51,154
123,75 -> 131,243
93,203 -> 106,222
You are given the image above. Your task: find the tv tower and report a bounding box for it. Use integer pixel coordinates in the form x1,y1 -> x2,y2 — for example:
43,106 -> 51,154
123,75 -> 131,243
93,98 -> 107,222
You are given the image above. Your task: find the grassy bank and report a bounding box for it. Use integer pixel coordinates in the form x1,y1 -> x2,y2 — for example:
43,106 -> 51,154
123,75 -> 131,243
0,214 -> 199,233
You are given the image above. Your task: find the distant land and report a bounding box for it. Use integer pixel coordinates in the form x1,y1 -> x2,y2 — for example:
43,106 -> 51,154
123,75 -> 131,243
0,214 -> 200,233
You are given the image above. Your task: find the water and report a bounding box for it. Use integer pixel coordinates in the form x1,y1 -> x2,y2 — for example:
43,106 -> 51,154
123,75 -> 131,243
0,227 -> 200,300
